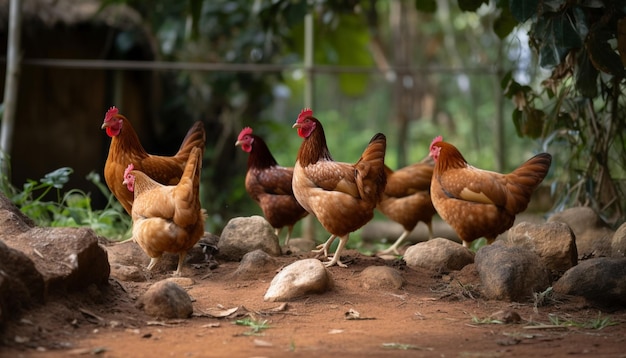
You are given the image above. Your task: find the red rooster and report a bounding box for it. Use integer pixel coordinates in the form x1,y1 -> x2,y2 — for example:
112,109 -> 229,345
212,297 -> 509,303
292,108 -> 387,267
429,136 -> 552,247
122,147 -> 206,277
235,127 -> 308,246
377,156 -> 436,255
102,106 -> 205,215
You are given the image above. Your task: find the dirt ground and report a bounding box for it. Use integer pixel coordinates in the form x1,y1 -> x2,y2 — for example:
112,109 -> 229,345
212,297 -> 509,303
1,248 -> 625,358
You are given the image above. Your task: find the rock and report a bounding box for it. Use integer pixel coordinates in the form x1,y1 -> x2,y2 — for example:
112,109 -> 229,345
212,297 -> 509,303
138,280 -> 193,318
548,207 -> 613,257
106,237 -> 213,274
474,244 -> 550,302
218,216 -> 282,261
231,249 -> 279,280
403,238 -> 474,272
264,259 -> 332,302
7,227 -> 110,291
489,309 -> 522,324
359,266 -> 405,290
505,221 -> 578,276
0,198 -> 110,292
611,223 -> 626,258
0,240 -> 45,326
283,238 -> 316,254
553,257 -> 626,307
110,263 -> 147,282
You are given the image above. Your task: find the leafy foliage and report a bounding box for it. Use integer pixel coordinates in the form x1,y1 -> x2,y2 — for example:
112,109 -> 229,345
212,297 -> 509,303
5,168 -> 131,240
497,0 -> 626,224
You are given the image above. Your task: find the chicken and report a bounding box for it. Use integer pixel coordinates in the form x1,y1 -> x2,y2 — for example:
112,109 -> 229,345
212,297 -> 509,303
376,156 -> 436,255
429,136 -> 552,247
292,108 -> 387,267
235,127 -> 308,246
122,146 -> 206,276
102,106 -> 206,215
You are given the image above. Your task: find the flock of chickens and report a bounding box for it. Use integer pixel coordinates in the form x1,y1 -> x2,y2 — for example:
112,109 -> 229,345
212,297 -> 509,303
102,106 -> 552,275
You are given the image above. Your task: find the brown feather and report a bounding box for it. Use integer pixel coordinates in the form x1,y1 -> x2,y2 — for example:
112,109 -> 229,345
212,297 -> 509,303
237,133 -> 308,242
377,158 -> 436,244
430,140 -> 551,245
292,112 -> 386,267
129,147 -> 205,276
103,111 -> 205,215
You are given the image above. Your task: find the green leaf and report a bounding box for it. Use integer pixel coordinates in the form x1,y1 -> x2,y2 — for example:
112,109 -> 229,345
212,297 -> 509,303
534,11 -> 584,68
575,49 -> 599,98
493,5 -> 518,39
458,0 -> 487,12
415,0 -> 437,13
41,167 -> 73,189
586,28 -> 625,77
509,0 -> 539,23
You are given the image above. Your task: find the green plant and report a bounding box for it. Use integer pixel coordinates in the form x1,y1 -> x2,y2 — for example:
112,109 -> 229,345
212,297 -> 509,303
234,317 -> 271,336
6,167 -> 131,240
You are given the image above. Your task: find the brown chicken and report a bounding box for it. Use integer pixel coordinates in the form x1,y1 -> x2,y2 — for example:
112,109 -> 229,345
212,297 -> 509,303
292,108 -> 387,267
122,146 -> 206,276
429,136 -> 552,247
377,156 -> 436,255
102,106 -> 206,215
235,127 -> 308,246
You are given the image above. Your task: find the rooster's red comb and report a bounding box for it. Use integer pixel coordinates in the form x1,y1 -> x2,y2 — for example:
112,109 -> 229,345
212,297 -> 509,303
105,106 -> 119,121
238,127 -> 253,141
123,163 -> 134,177
297,108 -> 313,122
430,136 -> 443,150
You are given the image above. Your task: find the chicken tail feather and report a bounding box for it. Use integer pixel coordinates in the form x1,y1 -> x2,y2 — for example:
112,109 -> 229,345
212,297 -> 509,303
506,152 -> 552,214
176,121 -> 206,158
355,133 -> 387,204
173,147 -> 203,226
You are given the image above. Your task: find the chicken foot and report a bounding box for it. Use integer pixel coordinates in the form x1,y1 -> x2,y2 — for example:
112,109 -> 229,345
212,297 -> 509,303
323,235 -> 349,268
312,235 -> 337,258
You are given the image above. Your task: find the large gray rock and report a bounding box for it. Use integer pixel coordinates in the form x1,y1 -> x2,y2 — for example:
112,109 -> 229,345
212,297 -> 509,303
506,221 -> 578,275
475,244 -> 550,302
0,241 -> 45,326
553,257 -> 626,306
548,207 -> 613,257
264,259 -> 333,302
218,216 -> 282,261
403,238 -> 474,272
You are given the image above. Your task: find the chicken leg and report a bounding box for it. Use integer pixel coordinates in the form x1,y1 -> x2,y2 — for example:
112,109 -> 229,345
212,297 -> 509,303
173,252 -> 187,277
324,235 -> 349,268
378,221 -> 434,256
312,235 -> 336,259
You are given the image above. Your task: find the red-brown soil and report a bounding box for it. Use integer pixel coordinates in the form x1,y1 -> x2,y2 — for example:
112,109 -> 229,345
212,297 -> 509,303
1,250 -> 625,358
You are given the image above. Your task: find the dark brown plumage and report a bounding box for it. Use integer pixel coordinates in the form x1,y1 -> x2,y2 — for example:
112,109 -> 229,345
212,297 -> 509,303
236,127 -> 308,246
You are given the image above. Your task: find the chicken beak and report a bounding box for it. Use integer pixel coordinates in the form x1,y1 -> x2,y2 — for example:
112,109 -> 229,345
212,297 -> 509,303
292,122 -> 301,128
234,140 -> 242,146
101,122 -> 109,129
